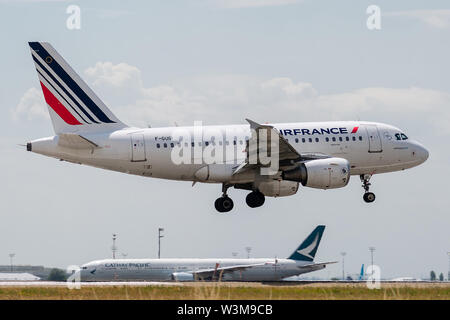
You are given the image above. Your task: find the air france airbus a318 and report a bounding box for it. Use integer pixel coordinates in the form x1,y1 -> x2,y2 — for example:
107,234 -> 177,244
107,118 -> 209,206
26,42 -> 429,212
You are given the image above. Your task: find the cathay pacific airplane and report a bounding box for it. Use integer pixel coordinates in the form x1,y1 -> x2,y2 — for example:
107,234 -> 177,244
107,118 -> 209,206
80,226 -> 332,282
26,42 -> 429,212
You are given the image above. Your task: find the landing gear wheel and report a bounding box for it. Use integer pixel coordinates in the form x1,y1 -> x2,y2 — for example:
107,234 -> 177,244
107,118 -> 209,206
360,174 -> 376,203
363,192 -> 376,203
214,196 -> 234,213
246,191 -> 265,208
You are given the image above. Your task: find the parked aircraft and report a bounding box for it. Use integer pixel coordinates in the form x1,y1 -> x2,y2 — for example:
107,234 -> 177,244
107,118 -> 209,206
80,226 -> 333,282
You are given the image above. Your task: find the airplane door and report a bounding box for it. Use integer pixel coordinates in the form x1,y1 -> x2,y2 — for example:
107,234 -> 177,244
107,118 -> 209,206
364,125 -> 382,153
131,133 -> 146,162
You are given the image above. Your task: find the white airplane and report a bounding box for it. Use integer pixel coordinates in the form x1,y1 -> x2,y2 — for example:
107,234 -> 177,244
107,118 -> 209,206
26,42 -> 429,212
80,226 -> 332,282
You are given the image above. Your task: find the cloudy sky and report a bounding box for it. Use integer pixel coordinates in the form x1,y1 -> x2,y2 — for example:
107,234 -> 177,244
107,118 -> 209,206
0,0 -> 449,279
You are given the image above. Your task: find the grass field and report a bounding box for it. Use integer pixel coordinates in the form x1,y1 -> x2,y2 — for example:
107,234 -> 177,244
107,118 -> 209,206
0,282 -> 448,300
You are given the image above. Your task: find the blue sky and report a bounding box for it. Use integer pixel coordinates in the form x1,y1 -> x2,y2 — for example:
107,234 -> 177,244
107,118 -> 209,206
0,0 -> 449,279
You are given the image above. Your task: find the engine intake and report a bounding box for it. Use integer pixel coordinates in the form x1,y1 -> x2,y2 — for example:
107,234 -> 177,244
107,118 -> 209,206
283,157 -> 350,189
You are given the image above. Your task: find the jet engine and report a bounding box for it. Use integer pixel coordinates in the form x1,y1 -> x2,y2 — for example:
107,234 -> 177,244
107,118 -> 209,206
171,272 -> 195,281
282,157 -> 350,189
258,181 -> 299,197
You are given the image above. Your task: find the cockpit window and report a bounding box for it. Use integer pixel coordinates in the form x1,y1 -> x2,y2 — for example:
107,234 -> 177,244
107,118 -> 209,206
395,133 -> 408,141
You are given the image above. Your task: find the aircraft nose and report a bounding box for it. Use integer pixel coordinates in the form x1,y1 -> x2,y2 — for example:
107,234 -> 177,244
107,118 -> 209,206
412,141 -> 429,163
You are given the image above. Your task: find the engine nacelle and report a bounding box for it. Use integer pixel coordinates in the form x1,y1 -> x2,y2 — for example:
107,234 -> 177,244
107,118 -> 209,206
171,272 -> 195,281
258,181 -> 299,197
282,157 -> 350,189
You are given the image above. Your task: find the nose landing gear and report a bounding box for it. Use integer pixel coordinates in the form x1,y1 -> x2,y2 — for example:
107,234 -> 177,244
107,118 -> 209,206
360,174 -> 376,203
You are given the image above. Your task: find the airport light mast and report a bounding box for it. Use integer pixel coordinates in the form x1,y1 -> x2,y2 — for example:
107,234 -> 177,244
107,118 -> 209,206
447,252 -> 450,281
111,234 -> 118,259
341,252 -> 346,280
369,246 -> 376,273
8,253 -> 15,272
246,247 -> 252,259
158,228 -> 164,259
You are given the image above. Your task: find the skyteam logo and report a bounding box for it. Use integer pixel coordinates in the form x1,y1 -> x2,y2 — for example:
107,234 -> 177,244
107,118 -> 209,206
279,126 -> 359,136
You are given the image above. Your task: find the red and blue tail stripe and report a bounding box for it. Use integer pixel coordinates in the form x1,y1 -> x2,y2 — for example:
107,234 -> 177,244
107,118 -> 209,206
29,42 -> 116,125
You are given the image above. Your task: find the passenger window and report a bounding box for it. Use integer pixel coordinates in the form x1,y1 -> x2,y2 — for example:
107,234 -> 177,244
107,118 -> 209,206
302,138 -> 306,143
352,136 -> 356,141
325,137 -> 329,142
170,143 -> 174,148
184,142 -> 188,147
339,137 -> 343,142
346,137 -> 349,141
191,142 -> 195,147
295,138 -> 299,143
240,140 -> 243,145
315,138 -> 319,142
163,143 -> 167,148
219,141 -> 223,146
226,141 -> 229,145
308,138 -> 312,143
156,143 -> 160,148
332,137 -> 336,142
205,141 -> 209,146
359,136 -> 362,141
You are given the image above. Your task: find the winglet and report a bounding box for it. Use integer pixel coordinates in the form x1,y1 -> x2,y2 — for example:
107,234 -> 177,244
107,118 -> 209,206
246,118 -> 273,129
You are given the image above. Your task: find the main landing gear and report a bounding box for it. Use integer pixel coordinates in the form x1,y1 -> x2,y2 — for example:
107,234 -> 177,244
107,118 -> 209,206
214,184 -> 267,212
246,190 -> 265,208
360,174 -> 376,203
214,184 -> 234,213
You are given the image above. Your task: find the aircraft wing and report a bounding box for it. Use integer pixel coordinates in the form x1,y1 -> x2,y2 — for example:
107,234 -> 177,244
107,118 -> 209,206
233,119 -> 330,175
192,262 -> 268,279
58,133 -> 100,150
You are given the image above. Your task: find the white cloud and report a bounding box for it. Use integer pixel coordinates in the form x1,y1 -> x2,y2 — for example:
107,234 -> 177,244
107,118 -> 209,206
12,87 -> 48,122
13,62 -> 450,137
83,62 -> 450,135
385,10 -> 450,29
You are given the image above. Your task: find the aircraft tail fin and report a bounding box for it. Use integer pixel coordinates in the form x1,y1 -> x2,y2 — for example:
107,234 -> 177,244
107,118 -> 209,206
359,264 -> 365,281
288,225 -> 325,262
28,42 -> 127,134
